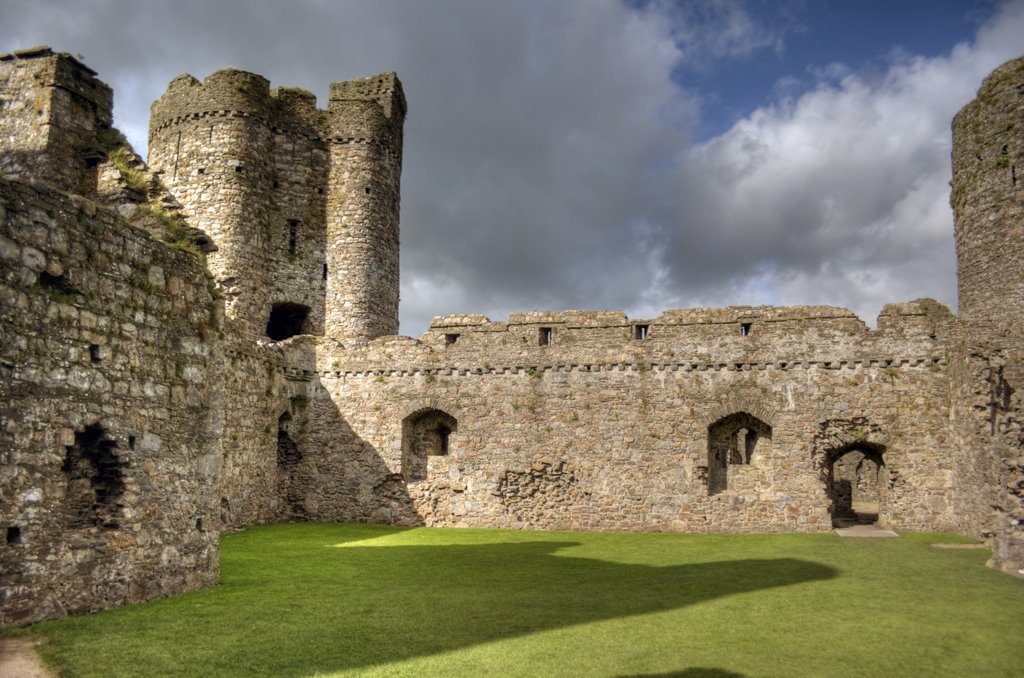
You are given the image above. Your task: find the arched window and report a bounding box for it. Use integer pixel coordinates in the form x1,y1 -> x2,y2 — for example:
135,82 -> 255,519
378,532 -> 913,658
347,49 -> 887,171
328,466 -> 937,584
401,409 -> 458,481
706,412 -> 771,496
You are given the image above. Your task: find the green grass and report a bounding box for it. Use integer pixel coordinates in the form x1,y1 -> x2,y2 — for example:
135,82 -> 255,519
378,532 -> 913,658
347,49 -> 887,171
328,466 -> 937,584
11,524 -> 1024,677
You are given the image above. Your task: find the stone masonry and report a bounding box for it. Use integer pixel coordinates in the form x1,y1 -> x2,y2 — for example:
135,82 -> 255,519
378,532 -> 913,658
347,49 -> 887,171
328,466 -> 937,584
1,46 -> 1022,626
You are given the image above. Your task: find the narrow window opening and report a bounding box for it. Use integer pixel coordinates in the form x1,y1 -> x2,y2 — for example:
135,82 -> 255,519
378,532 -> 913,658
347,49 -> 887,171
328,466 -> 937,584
235,165 -> 243,173
539,327 -> 553,346
266,302 -> 310,341
85,157 -> 100,169
287,220 -> 299,255
195,518 -> 204,531
438,425 -> 451,454
364,186 -> 371,194
740,322 -> 752,336
89,344 -> 102,363
128,435 -> 136,450
197,167 -> 205,175
277,411 -> 306,519
316,187 -> 323,195
5,526 -> 22,545
445,333 -> 460,346
322,263 -> 328,280
272,180 -> 280,189
634,324 -> 649,340
277,412 -> 301,467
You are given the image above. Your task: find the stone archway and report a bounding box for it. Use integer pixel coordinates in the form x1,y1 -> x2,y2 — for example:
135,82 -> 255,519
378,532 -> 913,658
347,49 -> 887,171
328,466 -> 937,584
827,444 -> 887,527
813,417 -> 891,528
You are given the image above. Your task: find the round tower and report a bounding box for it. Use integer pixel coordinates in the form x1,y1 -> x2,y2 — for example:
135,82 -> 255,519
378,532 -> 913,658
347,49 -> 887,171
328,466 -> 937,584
325,73 -> 406,345
149,69 -> 276,338
951,56 -> 1024,334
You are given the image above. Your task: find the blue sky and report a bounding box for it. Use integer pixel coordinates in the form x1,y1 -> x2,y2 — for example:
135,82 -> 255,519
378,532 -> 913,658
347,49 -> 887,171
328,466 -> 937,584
671,0 -> 1003,138
1,0 -> 1022,335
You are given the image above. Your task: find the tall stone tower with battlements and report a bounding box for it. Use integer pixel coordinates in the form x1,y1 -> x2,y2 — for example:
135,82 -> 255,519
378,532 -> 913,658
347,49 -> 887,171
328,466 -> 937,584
148,68 -> 405,344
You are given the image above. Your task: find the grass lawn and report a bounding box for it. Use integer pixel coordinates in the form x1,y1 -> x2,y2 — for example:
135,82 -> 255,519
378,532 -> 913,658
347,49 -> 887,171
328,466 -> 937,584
8,524 -> 1024,677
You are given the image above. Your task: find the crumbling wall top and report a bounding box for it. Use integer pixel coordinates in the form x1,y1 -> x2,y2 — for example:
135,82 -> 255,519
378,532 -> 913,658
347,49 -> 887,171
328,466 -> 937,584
0,45 -> 112,124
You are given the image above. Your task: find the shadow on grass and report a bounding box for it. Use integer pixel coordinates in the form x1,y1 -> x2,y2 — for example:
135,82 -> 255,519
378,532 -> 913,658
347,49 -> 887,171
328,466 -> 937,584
38,530 -> 836,676
619,670 -> 747,678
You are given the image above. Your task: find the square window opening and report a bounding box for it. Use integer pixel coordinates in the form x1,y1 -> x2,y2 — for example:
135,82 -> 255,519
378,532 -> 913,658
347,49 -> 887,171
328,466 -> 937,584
634,324 -> 649,340
740,322 -> 752,336
539,327 -> 553,346
445,333 -> 460,346
5,526 -> 22,545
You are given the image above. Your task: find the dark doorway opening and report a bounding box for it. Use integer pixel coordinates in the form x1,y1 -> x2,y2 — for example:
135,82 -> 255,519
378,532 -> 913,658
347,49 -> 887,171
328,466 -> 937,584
266,302 -> 310,341
827,445 -> 887,527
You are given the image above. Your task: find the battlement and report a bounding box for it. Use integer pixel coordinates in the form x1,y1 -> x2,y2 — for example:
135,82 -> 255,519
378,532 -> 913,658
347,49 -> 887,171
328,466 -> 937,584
388,301 -> 951,373
329,72 -> 406,119
150,68 -> 321,138
428,302 -> 945,333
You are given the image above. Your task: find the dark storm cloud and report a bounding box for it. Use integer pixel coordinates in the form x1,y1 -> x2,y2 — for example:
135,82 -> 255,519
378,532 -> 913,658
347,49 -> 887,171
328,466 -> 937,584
2,1 -> 1023,335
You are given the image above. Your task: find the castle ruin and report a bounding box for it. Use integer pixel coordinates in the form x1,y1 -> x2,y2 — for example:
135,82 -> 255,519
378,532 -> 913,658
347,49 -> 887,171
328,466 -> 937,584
1,47 -> 1022,626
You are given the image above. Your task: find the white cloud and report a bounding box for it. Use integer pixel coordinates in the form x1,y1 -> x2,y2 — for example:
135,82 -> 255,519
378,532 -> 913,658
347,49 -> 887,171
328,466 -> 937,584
660,0 -> 1024,323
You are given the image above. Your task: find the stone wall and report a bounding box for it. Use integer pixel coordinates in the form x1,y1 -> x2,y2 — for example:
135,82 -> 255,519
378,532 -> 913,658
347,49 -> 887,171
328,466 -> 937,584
215,338 -> 317,529
0,177 -> 222,626
948,336 -> 1024,575
282,303 -> 959,534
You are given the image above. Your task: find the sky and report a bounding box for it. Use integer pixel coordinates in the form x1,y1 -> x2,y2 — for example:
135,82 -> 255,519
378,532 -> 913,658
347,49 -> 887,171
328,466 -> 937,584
2,0 -> 1023,336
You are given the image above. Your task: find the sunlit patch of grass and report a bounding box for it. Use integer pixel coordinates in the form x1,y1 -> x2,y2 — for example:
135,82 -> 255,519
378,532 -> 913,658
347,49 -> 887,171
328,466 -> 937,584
9,524 -> 1024,677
